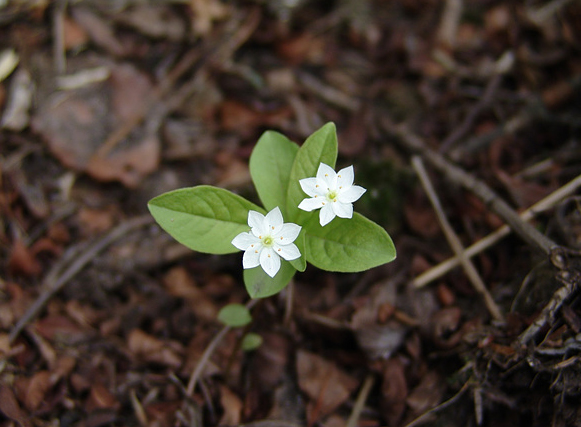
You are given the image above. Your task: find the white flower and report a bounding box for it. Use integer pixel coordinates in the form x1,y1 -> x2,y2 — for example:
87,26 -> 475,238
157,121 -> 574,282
298,163 -> 366,226
231,207 -> 301,278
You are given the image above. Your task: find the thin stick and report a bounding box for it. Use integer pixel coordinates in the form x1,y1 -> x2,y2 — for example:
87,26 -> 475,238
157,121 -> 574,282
413,174 -> 581,288
52,0 -> 67,74
186,299 -> 259,396
400,380 -> 471,427
92,8 -> 260,161
412,156 -> 504,322
9,215 -> 153,343
346,374 -> 375,427
436,0 -> 463,48
516,269 -> 579,346
439,74 -> 502,153
387,121 -> 559,256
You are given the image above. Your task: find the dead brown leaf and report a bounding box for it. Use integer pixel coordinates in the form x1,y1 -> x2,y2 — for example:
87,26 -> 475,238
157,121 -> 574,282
63,14 -> 89,51
162,266 -> 218,321
22,370 -> 52,411
380,357 -> 408,426
297,350 -> 359,422
86,383 -> 120,412
0,384 -> 31,427
219,385 -> 243,426
404,190 -> 441,238
7,238 -> 42,276
34,314 -> 90,345
32,62 -> 160,188
406,370 -> 445,414
128,329 -> 183,369
77,206 -> 116,236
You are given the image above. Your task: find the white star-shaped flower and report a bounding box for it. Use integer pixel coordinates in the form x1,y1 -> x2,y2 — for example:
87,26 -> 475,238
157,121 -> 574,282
298,163 -> 366,226
231,207 -> 301,278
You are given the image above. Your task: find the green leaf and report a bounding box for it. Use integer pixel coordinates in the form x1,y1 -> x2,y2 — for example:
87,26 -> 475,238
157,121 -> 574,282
243,261 -> 296,298
148,186 -> 263,254
241,333 -> 263,351
304,213 -> 396,272
286,122 -> 338,222
218,303 -> 252,327
250,131 -> 299,215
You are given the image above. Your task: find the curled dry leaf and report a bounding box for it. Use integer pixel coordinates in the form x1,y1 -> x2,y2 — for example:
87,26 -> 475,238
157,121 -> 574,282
429,306 -> 463,348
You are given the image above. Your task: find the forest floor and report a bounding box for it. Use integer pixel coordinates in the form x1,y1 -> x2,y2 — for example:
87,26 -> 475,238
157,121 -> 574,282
1,1 -> 581,426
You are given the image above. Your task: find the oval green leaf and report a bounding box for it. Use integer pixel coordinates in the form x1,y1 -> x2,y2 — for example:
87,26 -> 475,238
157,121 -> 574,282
286,122 -> 338,222
148,186 -> 263,254
304,213 -> 396,272
250,130 -> 299,215
218,303 -> 252,327
243,261 -> 296,298
241,333 -> 263,351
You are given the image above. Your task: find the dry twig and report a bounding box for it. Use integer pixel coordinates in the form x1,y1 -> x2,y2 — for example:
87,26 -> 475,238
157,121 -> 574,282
412,156 -> 504,322
516,264 -> 580,346
346,374 -> 375,427
385,120 -> 559,256
186,299 -> 259,396
413,174 -> 581,288
9,215 -> 153,343
91,8 -> 261,162
400,379 -> 471,427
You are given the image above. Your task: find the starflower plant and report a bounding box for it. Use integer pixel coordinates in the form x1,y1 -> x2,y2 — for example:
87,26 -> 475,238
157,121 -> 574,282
148,122 -> 396,299
298,163 -> 366,226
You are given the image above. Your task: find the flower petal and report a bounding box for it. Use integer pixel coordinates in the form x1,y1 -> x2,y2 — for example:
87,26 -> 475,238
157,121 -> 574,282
337,165 -> 354,189
332,200 -> 353,219
338,185 -> 366,203
319,203 -> 336,226
231,231 -> 259,251
299,177 -> 325,197
316,163 -> 337,190
259,247 -> 281,277
276,223 -> 301,244
242,246 -> 261,269
265,207 -> 283,227
298,197 -> 325,212
274,242 -> 301,261
249,211 -> 268,237
248,210 -> 264,229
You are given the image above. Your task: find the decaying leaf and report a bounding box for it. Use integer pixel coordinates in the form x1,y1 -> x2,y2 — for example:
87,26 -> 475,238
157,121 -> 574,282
296,350 -> 359,420
128,329 -> 184,369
